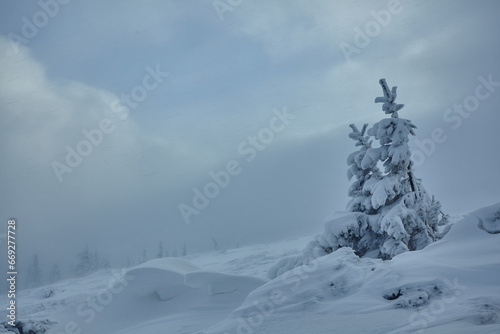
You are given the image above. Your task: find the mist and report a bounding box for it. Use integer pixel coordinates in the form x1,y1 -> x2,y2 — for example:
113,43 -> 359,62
1,0 -> 499,281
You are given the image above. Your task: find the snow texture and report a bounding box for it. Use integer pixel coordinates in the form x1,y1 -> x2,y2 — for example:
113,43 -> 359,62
203,204 -> 500,334
0,320 -> 54,334
1,204 -> 499,333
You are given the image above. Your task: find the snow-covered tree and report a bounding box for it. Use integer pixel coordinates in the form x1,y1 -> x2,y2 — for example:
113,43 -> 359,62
48,264 -> 62,284
101,258 -> 111,269
269,79 -> 450,278
27,254 -> 42,288
212,237 -> 219,251
359,78 -> 446,258
74,244 -> 91,277
157,241 -> 164,258
140,249 -> 148,263
121,256 -> 132,268
90,251 -> 100,272
363,79 -> 417,207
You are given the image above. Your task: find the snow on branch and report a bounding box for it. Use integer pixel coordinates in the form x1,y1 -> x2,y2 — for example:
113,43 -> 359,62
348,123 -> 370,147
375,78 -> 404,118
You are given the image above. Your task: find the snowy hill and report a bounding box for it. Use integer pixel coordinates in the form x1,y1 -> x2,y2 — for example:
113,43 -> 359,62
1,203 -> 500,334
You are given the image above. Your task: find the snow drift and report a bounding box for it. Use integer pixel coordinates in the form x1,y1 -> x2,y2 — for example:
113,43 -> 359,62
124,257 -> 267,303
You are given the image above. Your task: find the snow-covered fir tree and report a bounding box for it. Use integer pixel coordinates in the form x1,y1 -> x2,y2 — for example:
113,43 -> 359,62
140,249 -> 148,263
74,244 -> 91,277
101,258 -> 111,269
47,264 -> 62,284
269,79 -> 450,278
121,256 -> 132,268
27,253 -> 42,288
157,241 -> 164,258
212,237 -> 219,251
90,251 -> 100,272
358,78 -> 448,258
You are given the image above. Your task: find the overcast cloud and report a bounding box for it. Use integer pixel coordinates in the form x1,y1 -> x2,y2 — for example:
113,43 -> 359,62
1,0 -> 499,272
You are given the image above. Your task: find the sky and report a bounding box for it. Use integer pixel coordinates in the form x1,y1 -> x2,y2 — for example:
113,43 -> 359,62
1,0 -> 499,273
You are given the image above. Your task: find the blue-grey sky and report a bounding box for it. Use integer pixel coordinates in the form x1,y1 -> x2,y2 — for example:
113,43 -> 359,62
1,0 -> 499,270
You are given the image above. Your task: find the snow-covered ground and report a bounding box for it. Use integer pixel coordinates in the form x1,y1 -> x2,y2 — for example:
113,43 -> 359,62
1,203 -> 499,334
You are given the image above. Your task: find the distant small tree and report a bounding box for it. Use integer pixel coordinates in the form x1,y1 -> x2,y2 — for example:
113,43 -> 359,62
90,251 -> 100,272
27,253 -> 42,288
121,256 -> 132,268
157,241 -> 163,258
182,243 -> 187,257
140,249 -> 147,263
74,244 -> 91,277
48,264 -> 62,284
211,237 -> 219,251
101,259 -> 111,269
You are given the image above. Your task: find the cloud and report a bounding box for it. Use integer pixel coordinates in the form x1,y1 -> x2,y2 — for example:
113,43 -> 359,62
0,0 -> 499,271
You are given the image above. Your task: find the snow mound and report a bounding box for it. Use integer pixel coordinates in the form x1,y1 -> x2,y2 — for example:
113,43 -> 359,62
382,280 -> 451,308
202,248 -> 387,334
473,202 -> 500,234
125,258 -> 266,301
130,257 -> 201,273
201,203 -> 500,334
125,258 -> 201,300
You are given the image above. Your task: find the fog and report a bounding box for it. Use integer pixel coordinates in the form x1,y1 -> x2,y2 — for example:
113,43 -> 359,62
1,0 -> 499,278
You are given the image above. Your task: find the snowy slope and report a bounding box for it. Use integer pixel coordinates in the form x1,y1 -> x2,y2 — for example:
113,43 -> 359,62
0,236 -> 310,334
1,204 -> 499,334
201,203 -> 500,334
